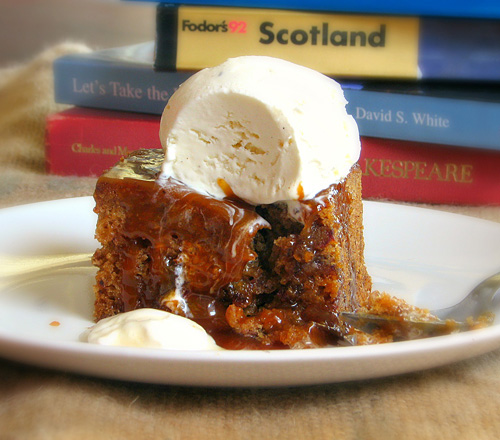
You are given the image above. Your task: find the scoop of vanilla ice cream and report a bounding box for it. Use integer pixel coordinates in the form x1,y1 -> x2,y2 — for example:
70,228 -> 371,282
84,309 -> 222,350
159,56 -> 360,205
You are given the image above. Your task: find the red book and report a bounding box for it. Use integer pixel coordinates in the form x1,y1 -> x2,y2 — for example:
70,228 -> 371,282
46,107 -> 500,205
45,107 -> 161,176
359,137 -> 499,205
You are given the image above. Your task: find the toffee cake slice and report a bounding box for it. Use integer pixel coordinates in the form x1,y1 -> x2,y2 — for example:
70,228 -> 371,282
91,56 -> 443,349
92,149 -> 437,349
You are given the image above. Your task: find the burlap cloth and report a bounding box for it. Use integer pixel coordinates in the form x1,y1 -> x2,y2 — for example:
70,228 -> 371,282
1,44 -> 500,440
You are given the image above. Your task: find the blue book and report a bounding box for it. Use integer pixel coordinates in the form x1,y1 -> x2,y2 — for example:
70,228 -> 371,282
154,5 -> 500,81
124,0 -> 500,19
53,42 -> 500,150
54,43 -> 194,115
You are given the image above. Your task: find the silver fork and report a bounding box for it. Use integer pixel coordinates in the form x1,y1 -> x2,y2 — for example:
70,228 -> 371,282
341,271 -> 500,336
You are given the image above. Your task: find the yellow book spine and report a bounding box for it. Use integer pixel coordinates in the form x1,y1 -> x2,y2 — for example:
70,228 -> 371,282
175,6 -> 420,79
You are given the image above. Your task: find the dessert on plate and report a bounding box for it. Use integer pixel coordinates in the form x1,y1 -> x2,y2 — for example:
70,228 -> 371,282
91,56 -> 439,350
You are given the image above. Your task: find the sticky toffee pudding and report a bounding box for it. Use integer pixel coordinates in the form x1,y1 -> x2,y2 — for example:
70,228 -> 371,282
92,149 -> 438,349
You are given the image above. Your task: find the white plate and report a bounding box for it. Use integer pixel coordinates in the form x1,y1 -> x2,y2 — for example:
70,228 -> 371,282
0,197 -> 500,387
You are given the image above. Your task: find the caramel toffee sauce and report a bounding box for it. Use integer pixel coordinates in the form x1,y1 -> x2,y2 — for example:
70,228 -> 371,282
94,150 -> 365,349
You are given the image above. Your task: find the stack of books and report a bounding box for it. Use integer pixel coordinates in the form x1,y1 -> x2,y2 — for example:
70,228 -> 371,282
46,0 -> 500,205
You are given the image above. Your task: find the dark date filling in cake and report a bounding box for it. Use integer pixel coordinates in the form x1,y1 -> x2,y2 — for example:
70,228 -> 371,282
93,149 -> 427,349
